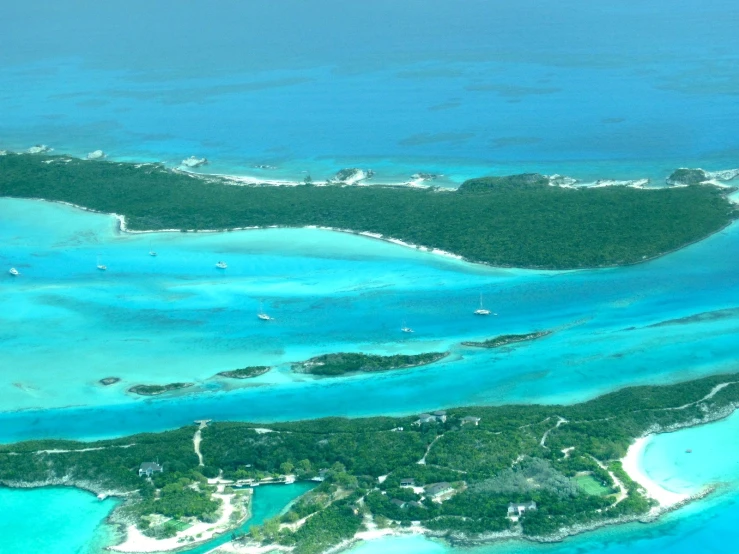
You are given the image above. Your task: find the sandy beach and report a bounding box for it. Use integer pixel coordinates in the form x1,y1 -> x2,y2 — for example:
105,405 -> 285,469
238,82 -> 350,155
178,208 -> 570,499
111,487 -> 250,553
621,436 -> 691,512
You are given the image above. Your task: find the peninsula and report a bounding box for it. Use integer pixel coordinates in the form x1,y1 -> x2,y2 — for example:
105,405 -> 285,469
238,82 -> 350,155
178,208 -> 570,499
0,373 -> 736,554
1,153 -> 736,269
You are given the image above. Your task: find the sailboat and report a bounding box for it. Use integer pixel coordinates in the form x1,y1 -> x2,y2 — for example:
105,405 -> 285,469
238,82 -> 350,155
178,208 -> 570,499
474,293 -> 493,316
215,261 -> 228,269
257,302 -> 272,321
149,242 -> 157,257
401,320 -> 414,333
96,255 -> 107,271
9,268 -> 19,276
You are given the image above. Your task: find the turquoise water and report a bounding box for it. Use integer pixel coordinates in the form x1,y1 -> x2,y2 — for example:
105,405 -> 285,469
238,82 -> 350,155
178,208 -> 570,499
0,482 -> 313,554
3,1 -> 739,551
0,487 -> 118,554
2,196 -> 739,441
183,482 -> 315,554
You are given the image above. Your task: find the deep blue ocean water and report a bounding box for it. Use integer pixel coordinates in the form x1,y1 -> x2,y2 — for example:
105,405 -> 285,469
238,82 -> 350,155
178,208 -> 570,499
2,1 -> 739,552
2,1 -> 739,183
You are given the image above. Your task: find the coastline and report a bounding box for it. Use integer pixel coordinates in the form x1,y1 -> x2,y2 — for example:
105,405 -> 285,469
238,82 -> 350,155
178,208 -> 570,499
621,436 -> 691,511
8,193 -> 737,274
2,387 -> 737,554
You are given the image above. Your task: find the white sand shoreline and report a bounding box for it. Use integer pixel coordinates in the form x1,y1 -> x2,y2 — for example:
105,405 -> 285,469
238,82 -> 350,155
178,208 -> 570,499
621,435 -> 691,512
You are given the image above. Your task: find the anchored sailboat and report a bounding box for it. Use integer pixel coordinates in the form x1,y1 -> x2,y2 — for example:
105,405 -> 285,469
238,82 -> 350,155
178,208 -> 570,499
474,293 -> 494,316
257,302 -> 272,321
401,320 -> 414,333
215,261 -> 227,269
96,255 -> 107,271
9,268 -> 19,276
149,242 -> 157,257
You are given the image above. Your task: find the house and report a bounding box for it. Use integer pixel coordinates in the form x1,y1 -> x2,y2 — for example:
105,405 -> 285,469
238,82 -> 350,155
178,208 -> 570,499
391,499 -> 407,508
407,501 -> 426,509
461,416 -> 481,426
426,482 -> 453,498
414,411 -> 447,425
432,410 -> 447,423
400,478 -> 416,487
507,501 -> 537,517
138,462 -> 163,477
415,413 -> 436,425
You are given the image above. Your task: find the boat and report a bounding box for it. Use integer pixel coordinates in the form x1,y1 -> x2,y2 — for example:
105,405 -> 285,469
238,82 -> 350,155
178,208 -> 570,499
215,261 -> 228,269
257,302 -> 272,320
149,243 -> 157,257
9,268 -> 19,276
96,255 -> 107,271
401,320 -> 414,333
474,293 -> 492,315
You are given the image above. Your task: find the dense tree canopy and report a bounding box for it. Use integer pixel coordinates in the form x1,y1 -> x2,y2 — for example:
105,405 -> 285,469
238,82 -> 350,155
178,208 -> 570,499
1,154 -> 735,269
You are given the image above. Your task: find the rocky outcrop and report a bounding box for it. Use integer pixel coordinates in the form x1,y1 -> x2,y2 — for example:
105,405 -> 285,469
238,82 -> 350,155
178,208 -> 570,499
666,168 -> 708,186
87,150 -> 106,160
27,144 -> 52,154
330,168 -> 375,185
181,156 -> 208,168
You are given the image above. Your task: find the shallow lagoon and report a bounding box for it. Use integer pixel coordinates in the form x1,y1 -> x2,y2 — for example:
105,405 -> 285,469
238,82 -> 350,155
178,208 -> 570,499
2,197 -> 739,441
0,482 -> 313,554
0,487 -> 118,554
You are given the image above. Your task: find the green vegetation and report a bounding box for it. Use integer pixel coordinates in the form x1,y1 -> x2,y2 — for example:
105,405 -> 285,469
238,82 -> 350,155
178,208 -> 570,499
292,352 -> 448,376
217,366 -> 271,379
1,154 -> 736,269
574,474 -> 613,496
128,383 -> 193,396
462,331 -> 551,348
99,377 -> 121,386
457,173 -> 550,191
667,168 -> 708,186
1,373 -> 737,552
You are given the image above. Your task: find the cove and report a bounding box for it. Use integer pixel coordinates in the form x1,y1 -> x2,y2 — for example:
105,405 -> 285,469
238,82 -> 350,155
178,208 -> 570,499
347,410 -> 739,554
0,487 -> 118,554
0,482 -> 314,554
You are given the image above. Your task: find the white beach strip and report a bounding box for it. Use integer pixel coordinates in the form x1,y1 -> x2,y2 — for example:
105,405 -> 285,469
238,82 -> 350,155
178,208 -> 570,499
621,436 -> 690,512
111,488 -> 247,553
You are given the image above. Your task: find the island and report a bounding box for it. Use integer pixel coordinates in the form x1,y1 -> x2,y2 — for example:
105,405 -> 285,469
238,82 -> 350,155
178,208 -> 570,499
216,366 -> 272,379
0,373 -> 735,554
128,383 -> 194,396
462,331 -> 552,348
292,352 -> 449,376
99,377 -> 121,386
1,153 -> 736,269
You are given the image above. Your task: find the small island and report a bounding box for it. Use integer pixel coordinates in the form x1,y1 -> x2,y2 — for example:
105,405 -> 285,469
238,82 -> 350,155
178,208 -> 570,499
292,352 -> 449,376
462,330 -> 552,348
99,377 -> 121,386
216,366 -> 272,379
128,383 -> 194,396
